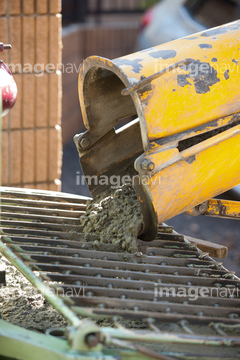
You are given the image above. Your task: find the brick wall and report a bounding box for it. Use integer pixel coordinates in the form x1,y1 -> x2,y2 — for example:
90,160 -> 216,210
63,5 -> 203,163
0,0 -> 62,191
62,22 -> 140,145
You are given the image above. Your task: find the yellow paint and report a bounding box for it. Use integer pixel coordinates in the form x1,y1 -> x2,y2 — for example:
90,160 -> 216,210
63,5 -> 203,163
114,21 -> 240,145
186,198 -> 240,219
77,21 -> 240,236
206,199 -> 240,218
79,21 -> 240,147
142,125 -> 240,224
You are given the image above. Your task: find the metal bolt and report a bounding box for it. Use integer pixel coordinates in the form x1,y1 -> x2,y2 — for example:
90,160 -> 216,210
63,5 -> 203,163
220,205 -> 226,216
79,137 -> 90,149
0,43 -> 11,52
198,204 -> 206,213
141,159 -> 155,172
147,162 -> 155,171
195,201 -> 208,214
85,333 -> 100,348
228,313 -> 238,319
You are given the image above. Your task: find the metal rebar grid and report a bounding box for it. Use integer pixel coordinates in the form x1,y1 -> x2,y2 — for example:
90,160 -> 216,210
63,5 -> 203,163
0,186 -> 239,359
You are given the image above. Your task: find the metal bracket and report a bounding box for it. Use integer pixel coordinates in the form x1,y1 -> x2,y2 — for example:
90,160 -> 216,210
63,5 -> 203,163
67,319 -> 102,352
186,198 -> 240,219
0,42 -> 11,52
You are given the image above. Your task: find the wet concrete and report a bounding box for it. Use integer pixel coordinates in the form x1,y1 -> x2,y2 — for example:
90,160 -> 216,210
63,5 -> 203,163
80,185 -> 143,253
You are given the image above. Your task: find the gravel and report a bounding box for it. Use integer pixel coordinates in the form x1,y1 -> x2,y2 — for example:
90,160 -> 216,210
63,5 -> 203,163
80,185 -> 143,253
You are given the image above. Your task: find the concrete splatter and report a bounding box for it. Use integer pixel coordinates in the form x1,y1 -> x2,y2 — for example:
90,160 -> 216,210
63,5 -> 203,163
177,59 -> 220,94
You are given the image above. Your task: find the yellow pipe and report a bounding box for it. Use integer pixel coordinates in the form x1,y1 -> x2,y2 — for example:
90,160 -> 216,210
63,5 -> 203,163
77,21 -> 240,240
136,125 -> 240,225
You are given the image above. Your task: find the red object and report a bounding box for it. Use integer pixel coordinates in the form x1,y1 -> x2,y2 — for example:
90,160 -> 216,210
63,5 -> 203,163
140,6 -> 155,30
0,60 -> 17,116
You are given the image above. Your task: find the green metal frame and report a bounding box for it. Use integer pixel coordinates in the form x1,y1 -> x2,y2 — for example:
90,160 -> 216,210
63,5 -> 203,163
0,319 -> 156,360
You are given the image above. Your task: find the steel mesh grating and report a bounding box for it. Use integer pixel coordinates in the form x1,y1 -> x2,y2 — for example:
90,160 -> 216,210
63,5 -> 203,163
0,186 -> 240,359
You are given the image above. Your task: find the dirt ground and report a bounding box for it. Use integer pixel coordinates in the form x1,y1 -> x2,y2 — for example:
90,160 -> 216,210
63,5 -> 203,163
0,256 -> 68,332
